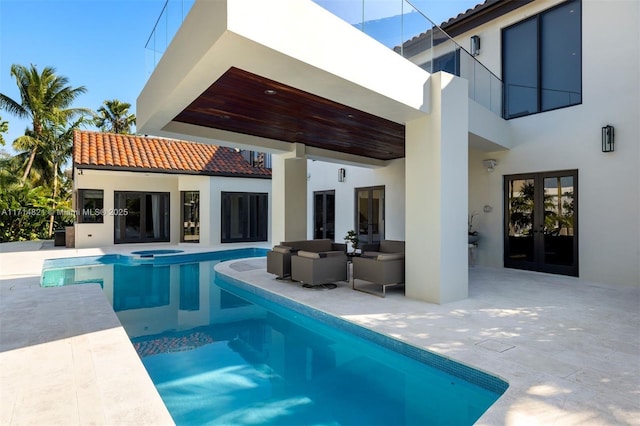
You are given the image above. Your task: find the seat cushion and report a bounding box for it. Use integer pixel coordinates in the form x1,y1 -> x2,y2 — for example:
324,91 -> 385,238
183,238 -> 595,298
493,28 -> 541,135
376,253 -> 404,261
272,245 -> 294,254
297,250 -> 327,259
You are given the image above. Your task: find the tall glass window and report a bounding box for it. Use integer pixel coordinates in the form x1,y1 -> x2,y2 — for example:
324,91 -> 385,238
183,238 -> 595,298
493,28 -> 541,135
314,190 -> 335,240
181,191 -> 200,243
503,0 -> 581,119
221,192 -> 268,243
114,191 -> 170,244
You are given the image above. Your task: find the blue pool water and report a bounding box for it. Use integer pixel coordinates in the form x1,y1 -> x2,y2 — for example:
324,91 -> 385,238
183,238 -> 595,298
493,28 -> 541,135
41,249 -> 507,425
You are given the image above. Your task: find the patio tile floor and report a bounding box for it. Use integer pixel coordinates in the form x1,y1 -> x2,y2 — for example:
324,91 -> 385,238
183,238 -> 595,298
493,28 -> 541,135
1,242 -> 638,425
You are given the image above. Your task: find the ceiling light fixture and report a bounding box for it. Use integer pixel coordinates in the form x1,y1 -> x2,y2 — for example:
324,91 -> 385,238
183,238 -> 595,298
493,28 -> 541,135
264,89 -> 277,95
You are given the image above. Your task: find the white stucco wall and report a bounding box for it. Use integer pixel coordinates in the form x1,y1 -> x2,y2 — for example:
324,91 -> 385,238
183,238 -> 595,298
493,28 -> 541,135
462,0 -> 640,286
305,159 -> 405,244
73,169 -> 272,249
210,176 -> 272,246
73,169 -> 181,248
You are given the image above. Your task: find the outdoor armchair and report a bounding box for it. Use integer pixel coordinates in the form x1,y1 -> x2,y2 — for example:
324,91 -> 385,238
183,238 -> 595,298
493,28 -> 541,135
352,240 -> 405,297
291,250 -> 348,286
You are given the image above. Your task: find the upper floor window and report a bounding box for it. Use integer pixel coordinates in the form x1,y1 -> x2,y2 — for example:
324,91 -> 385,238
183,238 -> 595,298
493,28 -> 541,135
502,0 -> 581,119
420,49 -> 461,77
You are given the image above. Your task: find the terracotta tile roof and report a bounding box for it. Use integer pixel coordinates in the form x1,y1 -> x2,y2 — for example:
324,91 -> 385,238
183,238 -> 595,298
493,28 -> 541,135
73,130 -> 271,178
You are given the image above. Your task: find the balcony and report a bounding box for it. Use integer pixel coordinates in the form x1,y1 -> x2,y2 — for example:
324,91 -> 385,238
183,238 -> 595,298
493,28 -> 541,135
145,0 -> 502,117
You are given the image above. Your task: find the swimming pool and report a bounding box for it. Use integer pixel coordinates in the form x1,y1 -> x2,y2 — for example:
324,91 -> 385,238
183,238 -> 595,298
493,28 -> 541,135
41,249 -> 507,425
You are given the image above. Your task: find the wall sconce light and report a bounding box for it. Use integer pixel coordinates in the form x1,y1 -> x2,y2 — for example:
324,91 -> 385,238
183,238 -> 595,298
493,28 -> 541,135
482,159 -> 497,172
338,168 -> 346,182
602,125 -> 614,152
470,35 -> 481,56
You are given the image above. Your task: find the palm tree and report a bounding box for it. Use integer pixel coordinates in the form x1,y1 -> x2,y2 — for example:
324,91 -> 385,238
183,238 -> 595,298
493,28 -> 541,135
0,64 -> 89,184
93,99 -> 136,134
0,116 -> 7,146
43,116 -> 85,236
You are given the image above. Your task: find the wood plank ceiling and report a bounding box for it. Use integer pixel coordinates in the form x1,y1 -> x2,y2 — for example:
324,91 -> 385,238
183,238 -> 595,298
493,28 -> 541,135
173,67 -> 405,160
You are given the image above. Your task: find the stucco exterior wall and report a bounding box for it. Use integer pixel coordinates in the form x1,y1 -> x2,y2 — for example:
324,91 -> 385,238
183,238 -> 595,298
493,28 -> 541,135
73,169 -> 181,248
73,169 -> 272,249
305,159 -> 405,244
461,0 -> 639,286
210,176 -> 272,246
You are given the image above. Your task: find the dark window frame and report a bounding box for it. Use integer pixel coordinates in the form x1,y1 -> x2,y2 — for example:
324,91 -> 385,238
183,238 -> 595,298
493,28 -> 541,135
77,189 -> 104,223
221,192 -> 268,243
354,186 -> 385,245
181,190 -> 200,243
313,190 -> 336,241
502,0 -> 582,119
420,48 -> 461,76
114,191 -> 170,244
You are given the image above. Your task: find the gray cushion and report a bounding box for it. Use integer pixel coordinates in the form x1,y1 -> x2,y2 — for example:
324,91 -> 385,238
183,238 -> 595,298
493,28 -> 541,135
376,253 -> 404,261
324,251 -> 346,257
363,251 -> 383,257
272,245 -> 293,254
282,239 -> 333,252
297,250 -> 327,259
379,240 -> 405,254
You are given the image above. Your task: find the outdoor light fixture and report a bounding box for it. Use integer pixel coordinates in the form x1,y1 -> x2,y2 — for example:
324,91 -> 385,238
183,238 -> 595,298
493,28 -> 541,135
338,168 -> 346,182
470,35 -> 481,56
482,159 -> 497,172
602,125 -> 615,152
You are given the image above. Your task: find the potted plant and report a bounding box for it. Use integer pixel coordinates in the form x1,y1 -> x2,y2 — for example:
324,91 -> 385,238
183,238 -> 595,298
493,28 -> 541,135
344,230 -> 360,254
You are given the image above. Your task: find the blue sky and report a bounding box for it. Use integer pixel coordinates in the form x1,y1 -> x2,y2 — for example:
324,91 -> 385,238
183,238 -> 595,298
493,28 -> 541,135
0,0 -> 480,154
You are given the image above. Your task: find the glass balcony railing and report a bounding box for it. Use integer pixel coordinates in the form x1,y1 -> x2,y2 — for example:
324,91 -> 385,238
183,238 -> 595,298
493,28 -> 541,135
145,0 -> 195,75
314,0 -> 503,116
145,0 -> 502,116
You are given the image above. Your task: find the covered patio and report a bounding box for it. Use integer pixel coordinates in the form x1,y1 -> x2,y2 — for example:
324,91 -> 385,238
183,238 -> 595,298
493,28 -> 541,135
137,0 -> 510,304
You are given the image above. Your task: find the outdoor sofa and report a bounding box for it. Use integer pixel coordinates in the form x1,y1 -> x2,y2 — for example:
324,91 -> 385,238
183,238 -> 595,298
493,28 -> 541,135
352,240 -> 405,297
266,239 -> 347,280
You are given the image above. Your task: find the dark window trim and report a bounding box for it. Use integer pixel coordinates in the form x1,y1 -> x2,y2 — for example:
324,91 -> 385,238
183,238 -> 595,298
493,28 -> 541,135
180,190 -> 200,243
354,185 -> 385,245
77,189 -> 104,224
503,169 -> 579,277
221,191 -> 268,243
114,191 -> 170,244
313,189 -> 336,241
502,0 -> 582,119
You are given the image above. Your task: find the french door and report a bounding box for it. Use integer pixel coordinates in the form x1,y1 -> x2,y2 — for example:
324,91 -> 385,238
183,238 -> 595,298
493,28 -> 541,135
114,191 -> 170,244
314,190 -> 335,241
504,170 -> 578,276
355,186 -> 384,244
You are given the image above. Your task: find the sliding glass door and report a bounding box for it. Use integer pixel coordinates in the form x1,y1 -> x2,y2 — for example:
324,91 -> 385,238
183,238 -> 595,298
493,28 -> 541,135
221,192 -> 268,243
114,191 -> 170,244
504,170 -> 578,276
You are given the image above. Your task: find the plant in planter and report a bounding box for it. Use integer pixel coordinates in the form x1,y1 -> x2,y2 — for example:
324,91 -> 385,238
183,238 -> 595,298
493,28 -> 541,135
344,230 -> 360,253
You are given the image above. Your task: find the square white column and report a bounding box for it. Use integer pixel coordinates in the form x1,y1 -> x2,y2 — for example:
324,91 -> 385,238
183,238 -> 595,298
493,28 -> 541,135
271,143 -> 308,244
405,72 -> 469,304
